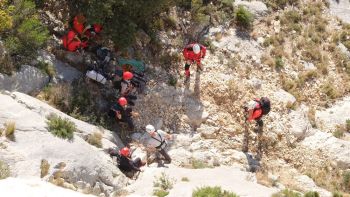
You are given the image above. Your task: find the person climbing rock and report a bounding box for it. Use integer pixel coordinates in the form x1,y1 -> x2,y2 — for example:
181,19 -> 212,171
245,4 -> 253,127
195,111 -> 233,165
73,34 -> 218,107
145,124 -> 172,164
120,71 -> 137,106
109,97 -> 138,131
244,97 -> 271,127
108,147 -> 146,177
182,43 -> 206,78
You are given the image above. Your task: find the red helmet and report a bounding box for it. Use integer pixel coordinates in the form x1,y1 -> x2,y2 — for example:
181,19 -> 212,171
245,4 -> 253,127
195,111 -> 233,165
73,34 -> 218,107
123,71 -> 133,80
119,147 -> 130,157
118,97 -> 127,106
93,24 -> 102,33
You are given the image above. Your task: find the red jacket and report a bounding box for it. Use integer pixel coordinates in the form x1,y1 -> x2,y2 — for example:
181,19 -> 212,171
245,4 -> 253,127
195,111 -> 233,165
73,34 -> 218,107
183,43 -> 206,64
62,30 -> 87,52
73,15 -> 85,35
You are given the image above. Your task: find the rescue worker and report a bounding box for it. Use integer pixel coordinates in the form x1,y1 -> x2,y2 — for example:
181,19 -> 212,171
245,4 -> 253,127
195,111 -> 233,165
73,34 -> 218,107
109,97 -> 138,131
120,71 -> 137,106
62,30 -> 85,52
244,97 -> 271,127
145,124 -> 172,164
108,147 -> 145,177
182,43 -> 206,78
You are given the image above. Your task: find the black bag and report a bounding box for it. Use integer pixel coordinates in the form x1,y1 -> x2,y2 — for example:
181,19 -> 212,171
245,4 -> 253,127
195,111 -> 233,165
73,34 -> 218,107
257,97 -> 271,115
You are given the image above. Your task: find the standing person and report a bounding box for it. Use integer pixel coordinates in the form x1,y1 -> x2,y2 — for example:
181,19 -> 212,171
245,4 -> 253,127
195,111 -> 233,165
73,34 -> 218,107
108,147 -> 145,177
244,97 -> 271,127
120,71 -> 137,106
109,97 -> 138,131
145,125 -> 172,164
182,43 -> 206,78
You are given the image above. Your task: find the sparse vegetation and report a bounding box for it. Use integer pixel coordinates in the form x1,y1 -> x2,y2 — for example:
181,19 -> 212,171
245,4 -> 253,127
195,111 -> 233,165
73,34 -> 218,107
191,159 -> 211,169
192,186 -> 239,197
86,131 -> 103,148
321,82 -> 339,100
304,191 -> 319,197
275,57 -> 284,69
47,114 -> 76,140
307,107 -> 317,128
168,74 -> 178,87
343,171 -> 350,191
153,172 -> 173,197
0,160 -> 10,179
4,121 -> 16,141
264,0 -> 301,10
332,191 -> 343,197
40,159 -> 50,178
346,120 -> 350,131
272,189 -> 301,197
36,61 -> 56,78
181,177 -> 189,182
333,129 -> 344,139
235,5 -> 253,29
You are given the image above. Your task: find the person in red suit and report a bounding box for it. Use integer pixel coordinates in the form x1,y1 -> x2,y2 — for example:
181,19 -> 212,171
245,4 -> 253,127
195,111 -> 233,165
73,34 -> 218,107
182,43 -> 206,78
62,30 -> 83,52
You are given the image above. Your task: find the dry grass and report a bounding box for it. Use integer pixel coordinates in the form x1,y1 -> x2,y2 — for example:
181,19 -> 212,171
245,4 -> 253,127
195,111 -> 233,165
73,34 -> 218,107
37,83 -> 71,112
40,159 -> 50,178
307,107 -> 317,128
4,121 -> 16,141
321,81 -> 340,100
0,160 -> 10,180
86,131 -> 103,148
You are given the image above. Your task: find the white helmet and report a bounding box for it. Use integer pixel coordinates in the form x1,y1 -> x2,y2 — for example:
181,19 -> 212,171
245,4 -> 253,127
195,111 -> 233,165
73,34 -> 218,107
146,125 -> 155,133
193,44 -> 200,54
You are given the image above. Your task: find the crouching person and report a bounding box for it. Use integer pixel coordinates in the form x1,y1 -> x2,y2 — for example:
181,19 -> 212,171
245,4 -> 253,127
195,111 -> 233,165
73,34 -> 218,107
108,147 -> 145,178
145,125 -> 172,164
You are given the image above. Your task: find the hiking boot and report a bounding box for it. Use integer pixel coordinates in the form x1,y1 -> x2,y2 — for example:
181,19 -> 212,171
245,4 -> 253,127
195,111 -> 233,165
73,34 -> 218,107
196,65 -> 203,72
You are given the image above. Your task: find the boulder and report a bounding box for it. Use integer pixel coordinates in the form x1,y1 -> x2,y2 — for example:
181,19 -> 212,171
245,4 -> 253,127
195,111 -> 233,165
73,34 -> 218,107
37,50 -> 82,83
234,0 -> 268,17
295,175 -> 332,197
315,96 -> 350,132
273,89 -> 296,105
0,92 -> 126,196
302,61 -> 317,71
327,0 -> 350,24
302,130 -> 350,169
337,43 -> 350,58
287,105 -> 314,139
0,65 -> 49,94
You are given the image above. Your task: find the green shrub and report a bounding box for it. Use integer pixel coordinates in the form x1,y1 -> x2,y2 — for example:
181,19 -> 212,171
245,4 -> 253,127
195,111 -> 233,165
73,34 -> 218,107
343,171 -> 350,189
333,130 -> 344,139
304,191 -> 319,197
235,5 -> 253,29
153,172 -> 173,191
192,186 -> 239,197
275,57 -> 284,69
153,189 -> 169,197
47,114 -> 76,140
272,189 -> 302,197
346,119 -> 350,131
36,61 -> 56,78
332,191 -> 343,197
191,159 -> 210,169
168,74 -> 177,87
321,82 -> 339,99
0,160 -> 10,179
1,0 -> 49,58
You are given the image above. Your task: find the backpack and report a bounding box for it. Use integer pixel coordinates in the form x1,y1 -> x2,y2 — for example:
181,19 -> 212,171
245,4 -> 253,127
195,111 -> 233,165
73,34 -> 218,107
256,97 -> 271,115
